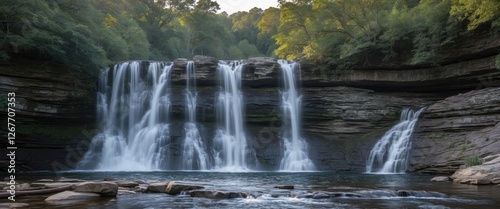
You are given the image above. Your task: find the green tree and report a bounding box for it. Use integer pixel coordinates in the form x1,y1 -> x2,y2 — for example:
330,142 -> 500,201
257,7 -> 280,56
450,0 -> 500,30
181,0 -> 230,57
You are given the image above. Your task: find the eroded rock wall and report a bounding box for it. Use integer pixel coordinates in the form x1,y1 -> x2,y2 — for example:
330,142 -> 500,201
409,87 -> 500,174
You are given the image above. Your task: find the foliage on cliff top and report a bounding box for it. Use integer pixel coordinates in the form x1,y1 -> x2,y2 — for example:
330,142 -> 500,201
272,0 -> 499,68
0,0 -> 498,73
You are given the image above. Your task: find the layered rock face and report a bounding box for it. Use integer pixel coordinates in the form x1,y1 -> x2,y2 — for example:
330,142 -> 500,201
0,57 -> 96,171
409,87 -> 500,174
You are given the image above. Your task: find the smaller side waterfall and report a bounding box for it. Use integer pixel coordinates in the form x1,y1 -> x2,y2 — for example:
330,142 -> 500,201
278,60 -> 316,171
181,61 -> 210,170
366,108 -> 425,174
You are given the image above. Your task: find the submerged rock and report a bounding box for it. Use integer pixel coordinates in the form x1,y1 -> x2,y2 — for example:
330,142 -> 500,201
430,176 -> 451,182
74,182 -> 118,196
189,190 -> 247,199
45,191 -> 100,201
274,185 -> 294,189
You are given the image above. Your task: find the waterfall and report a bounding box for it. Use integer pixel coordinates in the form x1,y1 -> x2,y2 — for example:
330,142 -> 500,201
366,108 -> 425,174
77,61 -> 172,171
278,60 -> 316,171
181,61 -> 210,170
212,61 -> 256,171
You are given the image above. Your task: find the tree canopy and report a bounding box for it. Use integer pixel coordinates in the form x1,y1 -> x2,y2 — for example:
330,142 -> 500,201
1,0 -> 498,74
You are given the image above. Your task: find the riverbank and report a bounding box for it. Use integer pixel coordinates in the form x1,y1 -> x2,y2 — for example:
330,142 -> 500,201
1,172 -> 499,208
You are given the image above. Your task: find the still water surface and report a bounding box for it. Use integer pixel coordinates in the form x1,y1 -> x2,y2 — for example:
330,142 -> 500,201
8,171 -> 500,208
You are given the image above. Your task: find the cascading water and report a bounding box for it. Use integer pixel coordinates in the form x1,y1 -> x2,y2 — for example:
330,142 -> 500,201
77,61 -> 172,171
212,61 -> 256,171
366,108 -> 425,174
278,60 -> 316,171
181,61 -> 210,170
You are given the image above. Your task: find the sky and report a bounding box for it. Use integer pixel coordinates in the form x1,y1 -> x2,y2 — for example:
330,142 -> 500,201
215,0 -> 279,14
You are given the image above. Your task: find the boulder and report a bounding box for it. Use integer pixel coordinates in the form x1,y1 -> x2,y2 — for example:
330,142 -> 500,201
74,182 -> 118,196
31,182 -> 76,188
430,176 -> 451,182
115,181 -> 139,188
165,181 -> 204,195
450,156 -> 500,185
45,191 -> 100,201
147,182 -> 168,193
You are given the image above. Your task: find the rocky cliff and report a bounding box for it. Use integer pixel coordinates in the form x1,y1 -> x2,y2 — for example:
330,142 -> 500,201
0,57 -> 96,171
2,33 -> 499,172
409,87 -> 500,174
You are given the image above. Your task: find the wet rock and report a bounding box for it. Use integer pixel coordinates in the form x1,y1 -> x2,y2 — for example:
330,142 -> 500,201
430,176 -> 451,182
274,185 -> 294,189
147,182 -> 168,193
397,190 -> 411,197
295,193 -> 314,198
165,181 -> 204,195
132,185 -> 148,193
189,190 -> 247,199
135,180 -> 146,184
74,182 -> 118,196
115,181 -> 139,188
0,203 -> 30,208
45,191 -> 100,201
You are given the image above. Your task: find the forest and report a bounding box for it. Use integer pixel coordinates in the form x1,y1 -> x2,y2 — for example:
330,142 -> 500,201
0,0 -> 499,74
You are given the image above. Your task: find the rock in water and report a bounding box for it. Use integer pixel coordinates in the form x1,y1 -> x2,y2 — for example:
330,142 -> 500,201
166,181 -> 204,195
430,176 -> 451,182
274,185 -> 294,189
74,182 -> 118,196
146,183 -> 168,193
45,191 -> 100,201
450,155 -> 500,185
